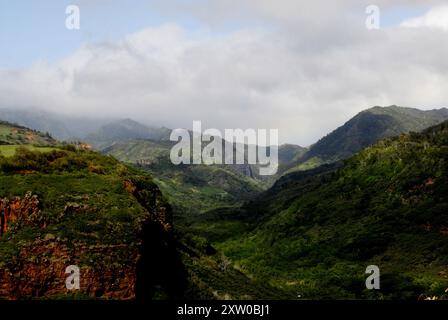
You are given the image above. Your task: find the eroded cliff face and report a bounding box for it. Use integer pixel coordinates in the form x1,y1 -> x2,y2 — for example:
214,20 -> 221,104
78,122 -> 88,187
0,240 -> 139,299
0,179 -> 181,300
123,179 -> 172,233
0,192 -> 41,236
123,178 -> 187,300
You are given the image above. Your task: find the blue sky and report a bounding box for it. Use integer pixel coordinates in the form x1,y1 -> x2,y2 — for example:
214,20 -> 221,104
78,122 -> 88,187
0,0 -> 430,69
381,5 -> 429,27
0,0 -> 203,68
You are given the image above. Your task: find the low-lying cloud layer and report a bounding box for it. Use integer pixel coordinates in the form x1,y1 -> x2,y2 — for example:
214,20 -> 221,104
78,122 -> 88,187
1,0 -> 448,145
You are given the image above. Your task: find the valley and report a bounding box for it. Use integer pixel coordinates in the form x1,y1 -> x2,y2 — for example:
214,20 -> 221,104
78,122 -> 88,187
1,105 -> 448,300
214,120 -> 448,299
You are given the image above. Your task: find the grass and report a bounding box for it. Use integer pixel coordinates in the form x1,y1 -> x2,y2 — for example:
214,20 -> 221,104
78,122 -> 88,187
0,145 -> 58,157
283,156 -> 325,175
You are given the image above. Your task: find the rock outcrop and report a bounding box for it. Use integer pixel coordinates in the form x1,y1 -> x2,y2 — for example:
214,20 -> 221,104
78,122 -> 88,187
0,240 -> 140,299
0,192 -> 41,236
123,179 -> 172,233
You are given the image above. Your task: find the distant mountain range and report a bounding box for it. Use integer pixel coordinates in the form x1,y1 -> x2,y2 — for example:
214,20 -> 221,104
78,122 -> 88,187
4,105 -> 447,176
88,105 -> 448,171
85,118 -> 171,150
0,108 -> 113,140
0,108 -> 170,143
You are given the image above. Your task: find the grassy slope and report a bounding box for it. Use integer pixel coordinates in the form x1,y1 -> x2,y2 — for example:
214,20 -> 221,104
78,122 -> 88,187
0,121 -> 58,157
214,121 -> 448,299
0,121 -> 56,146
0,145 -> 58,157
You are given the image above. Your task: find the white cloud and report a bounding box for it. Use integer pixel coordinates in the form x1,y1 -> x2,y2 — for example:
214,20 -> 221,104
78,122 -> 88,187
401,5 -> 448,31
1,2 -> 448,145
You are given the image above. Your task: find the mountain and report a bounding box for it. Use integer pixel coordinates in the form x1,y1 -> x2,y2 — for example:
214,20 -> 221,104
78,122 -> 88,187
100,128 -> 305,180
0,108 -> 114,141
286,106 -> 448,173
0,108 -> 173,147
85,119 -> 171,149
92,120 -> 291,217
211,120 -> 448,299
277,144 -> 308,169
0,121 -> 186,299
102,139 -> 265,219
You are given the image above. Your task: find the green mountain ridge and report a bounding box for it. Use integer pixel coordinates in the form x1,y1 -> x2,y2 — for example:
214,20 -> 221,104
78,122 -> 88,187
101,139 -> 266,218
285,106 -> 448,174
212,120 -> 448,299
97,132 -> 309,218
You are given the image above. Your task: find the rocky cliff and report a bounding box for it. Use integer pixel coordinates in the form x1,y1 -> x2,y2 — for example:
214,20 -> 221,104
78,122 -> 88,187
0,181 -> 176,299
0,180 -> 179,299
